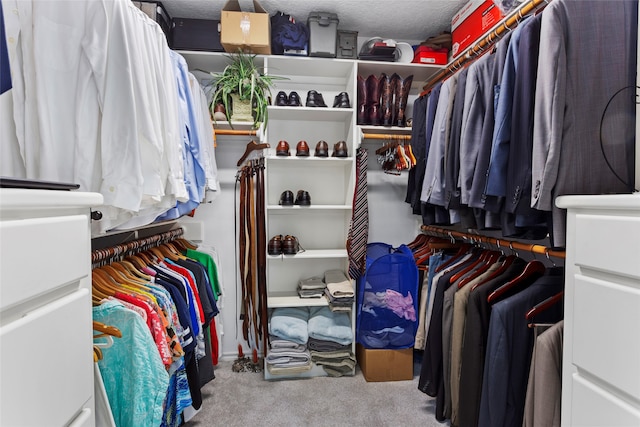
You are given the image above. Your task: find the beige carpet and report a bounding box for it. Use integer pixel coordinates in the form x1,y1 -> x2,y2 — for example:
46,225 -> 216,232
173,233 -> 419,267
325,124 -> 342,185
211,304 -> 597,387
185,356 -> 447,427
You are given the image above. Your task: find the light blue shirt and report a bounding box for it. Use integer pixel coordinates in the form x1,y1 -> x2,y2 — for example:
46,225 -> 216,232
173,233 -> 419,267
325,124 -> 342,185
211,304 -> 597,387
158,51 -> 207,220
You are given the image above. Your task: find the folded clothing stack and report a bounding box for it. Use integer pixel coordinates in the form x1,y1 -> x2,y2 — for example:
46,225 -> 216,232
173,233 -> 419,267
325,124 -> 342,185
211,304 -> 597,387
266,335 -> 312,374
324,269 -> 354,312
308,306 -> 355,376
297,276 -> 326,298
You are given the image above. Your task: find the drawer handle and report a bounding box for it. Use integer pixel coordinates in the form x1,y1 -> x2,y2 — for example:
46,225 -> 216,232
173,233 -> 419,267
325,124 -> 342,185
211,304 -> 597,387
91,210 -> 103,221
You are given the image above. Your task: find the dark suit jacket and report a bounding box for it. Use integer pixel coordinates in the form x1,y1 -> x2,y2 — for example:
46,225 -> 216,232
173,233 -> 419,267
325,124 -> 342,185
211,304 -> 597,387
457,258 -> 526,427
478,269 -> 564,427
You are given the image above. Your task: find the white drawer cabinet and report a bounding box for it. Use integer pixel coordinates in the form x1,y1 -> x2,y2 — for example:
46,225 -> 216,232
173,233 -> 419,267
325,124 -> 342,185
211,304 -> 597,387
556,194 -> 640,426
0,189 -> 103,427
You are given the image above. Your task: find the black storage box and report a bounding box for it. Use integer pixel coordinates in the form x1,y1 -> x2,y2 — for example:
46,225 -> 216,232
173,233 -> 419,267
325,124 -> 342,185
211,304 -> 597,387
170,18 -> 224,52
132,1 -> 171,40
336,30 -> 358,59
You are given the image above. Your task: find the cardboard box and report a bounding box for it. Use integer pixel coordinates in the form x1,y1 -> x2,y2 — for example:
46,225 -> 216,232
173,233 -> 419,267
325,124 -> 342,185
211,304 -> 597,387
220,0 -> 271,55
451,0 -> 503,58
170,18 -> 223,52
356,344 -> 414,382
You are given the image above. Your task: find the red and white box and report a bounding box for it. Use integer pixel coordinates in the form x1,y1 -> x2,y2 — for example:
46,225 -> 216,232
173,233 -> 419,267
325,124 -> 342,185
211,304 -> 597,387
412,46 -> 448,65
451,0 -> 503,58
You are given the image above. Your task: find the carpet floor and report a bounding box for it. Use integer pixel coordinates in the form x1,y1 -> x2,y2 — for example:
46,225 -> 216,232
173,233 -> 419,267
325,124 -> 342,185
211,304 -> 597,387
186,353 -> 447,427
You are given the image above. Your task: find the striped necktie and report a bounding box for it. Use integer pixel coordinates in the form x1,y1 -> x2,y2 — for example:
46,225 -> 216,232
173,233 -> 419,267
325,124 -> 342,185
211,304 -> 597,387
348,147 -> 368,279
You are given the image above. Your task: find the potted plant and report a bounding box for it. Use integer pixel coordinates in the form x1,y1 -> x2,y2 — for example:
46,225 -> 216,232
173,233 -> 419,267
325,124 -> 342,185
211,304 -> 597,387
209,52 -> 285,129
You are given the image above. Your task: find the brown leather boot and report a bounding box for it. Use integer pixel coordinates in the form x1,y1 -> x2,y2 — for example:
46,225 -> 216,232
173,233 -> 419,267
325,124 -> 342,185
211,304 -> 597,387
357,75 -> 368,125
394,74 -> 413,127
366,74 -> 381,126
380,73 -> 398,127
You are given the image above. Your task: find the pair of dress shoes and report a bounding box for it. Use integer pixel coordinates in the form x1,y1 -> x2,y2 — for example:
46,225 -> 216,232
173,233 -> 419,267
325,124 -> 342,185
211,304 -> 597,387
279,190 -> 311,206
274,91 -> 302,107
268,234 -> 301,255
332,92 -> 351,108
276,140 -> 310,157
305,90 -> 351,108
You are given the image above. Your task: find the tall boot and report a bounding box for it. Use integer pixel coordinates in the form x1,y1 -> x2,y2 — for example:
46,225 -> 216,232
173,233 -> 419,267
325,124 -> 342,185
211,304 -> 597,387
357,75 -> 368,125
380,73 -> 397,127
394,74 -> 413,127
366,74 -> 381,126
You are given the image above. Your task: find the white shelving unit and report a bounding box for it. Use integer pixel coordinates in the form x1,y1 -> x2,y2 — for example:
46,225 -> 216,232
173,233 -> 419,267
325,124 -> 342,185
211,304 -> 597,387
178,50 -> 444,366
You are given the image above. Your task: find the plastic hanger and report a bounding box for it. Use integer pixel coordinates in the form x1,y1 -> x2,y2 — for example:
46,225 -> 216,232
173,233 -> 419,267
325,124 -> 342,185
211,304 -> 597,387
487,260 -> 546,304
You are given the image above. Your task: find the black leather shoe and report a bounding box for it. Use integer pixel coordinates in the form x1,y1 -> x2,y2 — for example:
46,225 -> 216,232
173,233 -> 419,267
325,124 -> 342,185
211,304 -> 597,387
276,140 -> 290,156
288,91 -> 302,106
332,140 -> 349,158
333,92 -> 351,108
306,90 -> 327,107
268,235 -> 283,255
279,190 -> 294,206
275,91 -> 288,106
314,140 -> 329,157
295,190 -> 311,206
296,140 -> 310,156
282,235 -> 300,255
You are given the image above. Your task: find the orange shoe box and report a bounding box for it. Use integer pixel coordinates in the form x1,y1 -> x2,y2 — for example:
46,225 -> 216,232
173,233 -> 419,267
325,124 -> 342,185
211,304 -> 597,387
451,0 -> 503,58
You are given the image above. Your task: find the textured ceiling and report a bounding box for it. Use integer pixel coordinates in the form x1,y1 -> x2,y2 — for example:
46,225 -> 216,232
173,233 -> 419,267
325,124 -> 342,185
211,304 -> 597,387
162,0 -> 468,43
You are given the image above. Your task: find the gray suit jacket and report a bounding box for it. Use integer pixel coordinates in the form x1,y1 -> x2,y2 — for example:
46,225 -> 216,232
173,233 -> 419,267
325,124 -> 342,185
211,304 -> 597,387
532,0 -> 637,247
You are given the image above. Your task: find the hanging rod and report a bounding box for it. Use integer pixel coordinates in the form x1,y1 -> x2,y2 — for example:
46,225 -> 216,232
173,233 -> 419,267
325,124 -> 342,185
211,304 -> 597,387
215,128 -> 259,136
421,0 -> 550,95
363,133 -> 412,141
91,227 -> 184,264
421,225 -> 565,259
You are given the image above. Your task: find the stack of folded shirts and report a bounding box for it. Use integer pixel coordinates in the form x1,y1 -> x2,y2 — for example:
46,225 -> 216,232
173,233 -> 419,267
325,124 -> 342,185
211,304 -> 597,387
324,269 -> 354,312
297,276 -> 326,298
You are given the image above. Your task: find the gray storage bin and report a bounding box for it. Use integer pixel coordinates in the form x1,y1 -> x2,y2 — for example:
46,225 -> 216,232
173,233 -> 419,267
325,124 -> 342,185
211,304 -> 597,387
337,30 -> 358,59
308,12 -> 339,58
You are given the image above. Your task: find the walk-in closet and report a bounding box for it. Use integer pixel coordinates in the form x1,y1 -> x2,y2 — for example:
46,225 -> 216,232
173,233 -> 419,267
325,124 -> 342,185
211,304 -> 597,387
1,0 -> 639,426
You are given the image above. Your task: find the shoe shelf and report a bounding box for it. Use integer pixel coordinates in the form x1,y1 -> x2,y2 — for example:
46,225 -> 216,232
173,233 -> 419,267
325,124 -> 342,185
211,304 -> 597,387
266,205 -> 352,212
357,59 -> 442,91
267,292 -> 330,308
358,125 -> 412,136
267,249 -> 348,259
268,106 -> 354,122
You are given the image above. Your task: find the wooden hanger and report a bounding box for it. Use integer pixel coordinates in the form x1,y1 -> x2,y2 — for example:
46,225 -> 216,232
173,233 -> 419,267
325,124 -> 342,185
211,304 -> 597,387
471,254 -> 517,291
173,238 -> 197,251
435,243 -> 472,273
526,291 -> 564,321
457,250 -> 501,288
237,140 -> 270,167
450,248 -> 490,284
93,321 -> 122,338
487,260 -> 546,304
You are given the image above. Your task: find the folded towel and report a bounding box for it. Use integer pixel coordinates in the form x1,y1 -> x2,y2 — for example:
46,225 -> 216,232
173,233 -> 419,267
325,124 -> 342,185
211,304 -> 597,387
308,337 -> 351,352
298,287 -> 325,298
265,349 -> 311,368
308,306 -> 353,345
267,364 -> 312,375
324,269 -> 350,285
269,336 -> 307,353
269,307 -> 310,345
298,276 -> 326,290
326,281 -> 354,298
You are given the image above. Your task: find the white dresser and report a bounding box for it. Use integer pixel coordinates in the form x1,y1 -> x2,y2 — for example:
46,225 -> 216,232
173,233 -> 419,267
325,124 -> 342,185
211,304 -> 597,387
0,188 -> 103,427
556,194 -> 640,426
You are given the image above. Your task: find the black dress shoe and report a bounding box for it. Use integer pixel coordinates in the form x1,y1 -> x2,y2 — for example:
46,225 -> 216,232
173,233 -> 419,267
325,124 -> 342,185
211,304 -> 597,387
275,91 -> 288,106
268,235 -> 283,255
306,90 -> 327,107
279,190 -> 294,206
282,235 -> 300,255
288,91 -> 302,106
332,140 -> 349,158
333,92 -> 351,108
314,140 -> 329,157
294,190 -> 311,206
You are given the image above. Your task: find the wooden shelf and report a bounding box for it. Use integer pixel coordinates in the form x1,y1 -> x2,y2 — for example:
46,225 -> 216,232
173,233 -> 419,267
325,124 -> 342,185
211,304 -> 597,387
267,249 -> 348,260
268,106 -> 353,122
267,292 -> 329,308
266,205 -> 352,212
